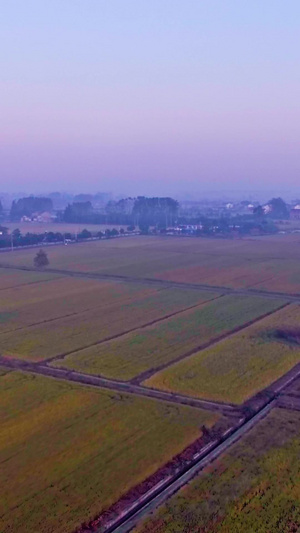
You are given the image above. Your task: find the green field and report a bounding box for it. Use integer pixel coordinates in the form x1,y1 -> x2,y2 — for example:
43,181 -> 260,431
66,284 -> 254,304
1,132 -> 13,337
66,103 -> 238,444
51,295 -> 284,381
1,234 -> 300,293
144,304 -> 300,404
0,282 -> 216,360
135,408 -> 300,533
0,371 -> 218,533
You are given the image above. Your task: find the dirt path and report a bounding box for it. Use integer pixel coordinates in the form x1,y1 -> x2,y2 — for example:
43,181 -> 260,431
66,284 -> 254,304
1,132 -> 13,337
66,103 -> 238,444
0,355 -> 239,415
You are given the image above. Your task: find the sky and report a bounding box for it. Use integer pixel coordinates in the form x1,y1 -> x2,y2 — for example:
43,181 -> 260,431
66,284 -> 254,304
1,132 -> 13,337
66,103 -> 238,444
1,1 -> 300,197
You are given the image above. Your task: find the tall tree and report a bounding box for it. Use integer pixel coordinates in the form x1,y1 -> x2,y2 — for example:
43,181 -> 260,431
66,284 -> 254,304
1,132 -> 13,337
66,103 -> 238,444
34,249 -> 49,268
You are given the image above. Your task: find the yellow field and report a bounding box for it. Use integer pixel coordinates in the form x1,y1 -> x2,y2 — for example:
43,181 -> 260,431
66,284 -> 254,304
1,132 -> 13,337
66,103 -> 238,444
0,371 -> 218,533
51,295 -> 284,381
144,304 -> 300,404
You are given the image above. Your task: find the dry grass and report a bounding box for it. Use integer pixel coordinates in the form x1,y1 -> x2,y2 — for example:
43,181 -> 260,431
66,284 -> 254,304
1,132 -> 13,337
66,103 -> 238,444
0,371 -> 218,533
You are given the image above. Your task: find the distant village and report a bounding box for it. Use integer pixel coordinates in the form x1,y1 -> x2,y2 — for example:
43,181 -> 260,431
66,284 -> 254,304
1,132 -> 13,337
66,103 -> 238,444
0,192 -> 300,249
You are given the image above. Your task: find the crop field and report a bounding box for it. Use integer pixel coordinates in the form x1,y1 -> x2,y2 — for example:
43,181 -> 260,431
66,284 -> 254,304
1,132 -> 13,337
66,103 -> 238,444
0,279 -> 217,360
144,304 -> 300,404
0,276 -> 158,333
135,408 -> 300,533
51,295 -> 284,381
1,234 -> 300,293
0,267 -> 61,289
2,232 -> 300,533
0,371 -> 218,533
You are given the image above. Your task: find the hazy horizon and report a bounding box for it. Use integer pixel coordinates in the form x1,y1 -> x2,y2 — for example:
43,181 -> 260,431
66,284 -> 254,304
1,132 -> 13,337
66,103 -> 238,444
2,1 -> 300,195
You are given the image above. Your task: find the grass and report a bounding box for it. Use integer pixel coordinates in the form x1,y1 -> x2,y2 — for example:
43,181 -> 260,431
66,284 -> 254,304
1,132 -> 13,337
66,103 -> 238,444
135,408 -> 300,533
144,304 -> 300,404
51,295 -> 284,381
0,371 -> 217,533
0,284 -> 217,361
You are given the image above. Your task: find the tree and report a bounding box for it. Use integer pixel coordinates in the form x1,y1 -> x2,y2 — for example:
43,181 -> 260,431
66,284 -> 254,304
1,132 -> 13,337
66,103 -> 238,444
78,229 -> 92,239
268,197 -> 289,219
63,202 -> 93,223
34,249 -> 49,268
12,228 -> 21,238
10,197 -> 53,221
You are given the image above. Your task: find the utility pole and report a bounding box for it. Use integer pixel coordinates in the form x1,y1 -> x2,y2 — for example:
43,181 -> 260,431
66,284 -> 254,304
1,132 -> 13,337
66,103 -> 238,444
11,233 -> 14,251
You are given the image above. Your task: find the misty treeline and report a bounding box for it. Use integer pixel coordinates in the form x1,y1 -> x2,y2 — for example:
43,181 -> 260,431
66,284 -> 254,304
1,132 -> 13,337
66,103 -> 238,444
10,197 -> 53,221
0,226 -> 129,249
63,196 -> 179,229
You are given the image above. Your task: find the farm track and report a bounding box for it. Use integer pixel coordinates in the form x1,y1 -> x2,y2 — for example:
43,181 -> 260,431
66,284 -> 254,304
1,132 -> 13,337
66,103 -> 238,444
87,359 -> 300,533
0,355 -> 240,415
43,294 -> 224,364
2,351 -> 300,533
131,302 -> 290,384
0,263 -> 299,301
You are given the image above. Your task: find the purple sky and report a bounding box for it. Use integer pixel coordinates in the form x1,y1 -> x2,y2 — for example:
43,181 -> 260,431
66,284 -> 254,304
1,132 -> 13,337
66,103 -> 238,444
1,1 -> 300,196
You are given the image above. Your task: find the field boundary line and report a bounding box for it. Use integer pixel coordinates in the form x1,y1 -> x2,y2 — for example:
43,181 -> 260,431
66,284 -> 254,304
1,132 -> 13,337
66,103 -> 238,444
132,302 -> 291,385
44,294 -> 224,365
0,274 -> 66,292
0,263 -> 299,301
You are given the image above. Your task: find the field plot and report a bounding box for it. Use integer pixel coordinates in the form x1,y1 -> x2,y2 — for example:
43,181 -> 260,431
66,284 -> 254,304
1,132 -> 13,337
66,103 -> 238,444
0,282 -> 216,360
0,276 -> 159,333
0,267 -> 61,290
2,234 -> 300,293
51,295 -> 284,381
135,408 -> 300,533
145,304 -> 300,404
0,371 -> 217,533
